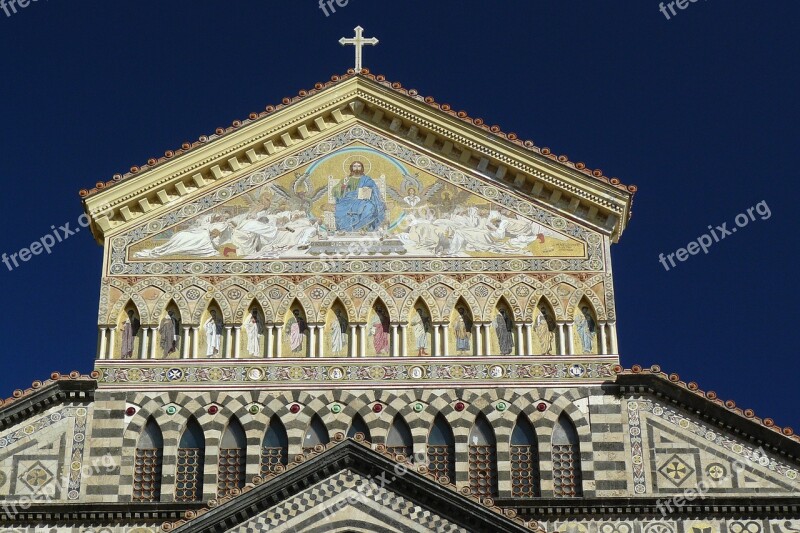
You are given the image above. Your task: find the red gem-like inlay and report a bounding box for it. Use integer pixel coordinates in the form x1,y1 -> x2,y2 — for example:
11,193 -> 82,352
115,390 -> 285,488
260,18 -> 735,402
125,407 -> 136,417
290,404 -> 301,414
536,402 -> 548,412
372,403 -> 383,413
455,402 -> 465,412
208,405 -> 219,415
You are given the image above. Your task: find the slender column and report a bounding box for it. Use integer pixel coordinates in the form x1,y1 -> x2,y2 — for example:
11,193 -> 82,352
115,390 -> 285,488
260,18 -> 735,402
399,325 -> 408,356
224,326 -> 233,358
181,326 -> 190,359
483,324 -> 492,355
565,323 -> 575,355
525,324 -> 534,356
317,325 -> 325,358
266,326 -> 274,358
442,324 -> 449,356
359,325 -> 367,357
515,324 -> 524,356
598,322 -> 608,355
234,327 -> 241,358
390,325 -> 399,357
98,328 -> 108,360
557,323 -> 567,355
108,327 -> 117,359
308,326 -> 316,358
608,321 -> 619,354
475,324 -> 483,356
192,327 -> 199,359
140,327 -> 149,360
433,325 -> 440,357
349,325 -> 358,357
149,327 -> 158,359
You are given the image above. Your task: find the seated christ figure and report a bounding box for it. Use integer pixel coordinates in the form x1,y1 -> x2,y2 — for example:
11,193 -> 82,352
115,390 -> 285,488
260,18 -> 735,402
333,161 -> 386,232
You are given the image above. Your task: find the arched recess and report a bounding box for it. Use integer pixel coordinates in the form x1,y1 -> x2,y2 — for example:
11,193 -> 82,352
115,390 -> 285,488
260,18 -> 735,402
449,298 -> 475,356
407,298 -> 433,357
104,282 -> 151,326
200,299 -> 226,358
490,297 -> 516,356
386,415 -> 414,460
532,297 -> 558,355
261,416 -> 289,476
218,417 -> 246,497
282,299 -> 309,357
241,300 -> 267,358
572,297 -> 599,355
552,414 -> 583,497
156,300 -> 182,359
117,300 -> 143,360
347,413 -> 372,441
468,413 -> 498,497
326,298 -> 350,358
510,414 -> 540,497
367,298 -> 391,356
133,418 -> 163,502
303,414 -> 330,453
176,417 -> 205,502
427,414 -> 455,482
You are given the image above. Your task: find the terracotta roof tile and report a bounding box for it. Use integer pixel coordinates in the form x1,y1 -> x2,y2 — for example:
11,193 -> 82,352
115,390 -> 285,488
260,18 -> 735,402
0,371 -> 98,413
80,69 -> 635,199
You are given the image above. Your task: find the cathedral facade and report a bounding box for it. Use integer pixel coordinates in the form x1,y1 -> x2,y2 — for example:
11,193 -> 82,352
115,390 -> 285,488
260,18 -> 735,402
1,69 -> 798,533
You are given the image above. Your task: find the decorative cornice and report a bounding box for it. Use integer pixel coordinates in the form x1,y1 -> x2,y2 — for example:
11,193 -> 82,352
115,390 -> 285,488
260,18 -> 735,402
0,371 -> 97,430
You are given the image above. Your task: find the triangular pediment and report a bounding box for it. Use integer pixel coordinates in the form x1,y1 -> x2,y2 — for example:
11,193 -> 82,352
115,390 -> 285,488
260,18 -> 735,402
82,74 -> 633,247
167,439 -> 537,533
121,131 -> 590,270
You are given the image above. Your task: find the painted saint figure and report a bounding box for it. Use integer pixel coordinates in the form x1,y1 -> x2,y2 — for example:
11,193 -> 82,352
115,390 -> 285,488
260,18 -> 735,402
330,309 -> 348,356
159,310 -> 180,358
494,309 -> 515,356
575,306 -> 596,353
333,161 -> 386,232
411,307 -> 430,356
370,306 -> 390,355
244,309 -> 264,358
284,309 -> 307,355
454,307 -> 471,354
120,309 -> 141,359
204,310 -> 224,357
534,306 -> 556,355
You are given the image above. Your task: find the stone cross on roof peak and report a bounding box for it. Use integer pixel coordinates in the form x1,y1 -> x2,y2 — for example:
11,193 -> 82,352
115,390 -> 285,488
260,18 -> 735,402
339,26 -> 379,73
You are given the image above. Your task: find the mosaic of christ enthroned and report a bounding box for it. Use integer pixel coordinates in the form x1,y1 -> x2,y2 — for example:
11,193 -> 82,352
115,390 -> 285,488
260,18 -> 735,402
130,146 -> 585,260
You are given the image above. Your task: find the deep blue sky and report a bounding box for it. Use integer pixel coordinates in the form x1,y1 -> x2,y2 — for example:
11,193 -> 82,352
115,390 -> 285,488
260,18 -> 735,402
0,2 -> 796,426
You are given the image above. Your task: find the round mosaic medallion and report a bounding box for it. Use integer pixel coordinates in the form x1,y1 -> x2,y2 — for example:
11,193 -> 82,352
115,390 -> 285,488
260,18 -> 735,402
473,285 -> 490,298
409,366 -> 424,379
516,202 -> 533,215
269,289 -> 282,300
289,367 -> 304,379
547,259 -> 565,271
328,367 -> 344,380
507,259 -> 525,272
309,261 -> 327,274
382,140 -> 398,153
449,365 -> 465,379
652,406 -> 664,416
352,287 -> 366,298
369,367 -> 386,379
392,286 -> 407,298
788,470 -> 798,480
489,365 -> 504,378
350,126 -> 366,138
50,413 -> 62,422
631,454 -> 643,465
629,427 -> 640,437
75,408 -> 87,417
706,463 -> 727,480
68,490 -> 79,500
249,404 -> 261,415
432,286 -> 448,298
415,155 -> 430,168
247,368 -> 264,381
388,260 -> 407,272
216,188 -> 232,201
514,285 -> 530,297
468,260 -> 485,272
350,261 -> 366,273
678,419 -> 690,429
283,155 -> 300,169
330,403 -> 342,414
189,262 -> 205,274
229,263 -> 246,274
448,170 -> 465,184
551,217 -> 568,230
181,204 -> 199,217
317,141 -> 334,154
413,402 -> 424,412
269,262 -> 285,274
310,288 -> 325,300
185,288 -> 202,300
250,171 -> 266,185
145,221 -> 163,234
568,364 -> 586,378
482,186 -> 499,199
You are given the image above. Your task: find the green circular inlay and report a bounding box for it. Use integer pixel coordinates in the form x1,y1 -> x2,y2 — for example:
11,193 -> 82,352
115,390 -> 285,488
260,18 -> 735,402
413,403 -> 424,413
165,406 -> 177,416
496,402 -> 507,412
249,405 -> 261,415
331,404 -> 342,414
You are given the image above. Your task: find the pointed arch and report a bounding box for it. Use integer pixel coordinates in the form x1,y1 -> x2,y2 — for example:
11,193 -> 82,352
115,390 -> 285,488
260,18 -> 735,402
176,417 -> 205,502
347,413 -> 371,441
449,297 -> 475,356
408,298 -> 433,357
510,414 -> 540,497
427,414 -> 455,482
367,298 -> 391,356
490,296 -> 516,356
326,298 -> 351,358
156,299 -> 182,359
218,417 -> 246,497
200,299 -> 226,358
386,415 -> 413,460
117,300 -> 143,360
572,297 -> 599,355
303,414 -> 330,453
241,300 -> 267,358
282,299 -> 309,357
133,418 -> 163,502
532,297 -> 559,355
552,414 -> 583,497
261,416 -> 289,476
468,414 -> 498,497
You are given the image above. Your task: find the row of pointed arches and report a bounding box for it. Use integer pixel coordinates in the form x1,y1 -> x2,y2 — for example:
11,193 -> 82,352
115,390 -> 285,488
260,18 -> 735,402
106,292 -> 616,359
133,411 -> 583,502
